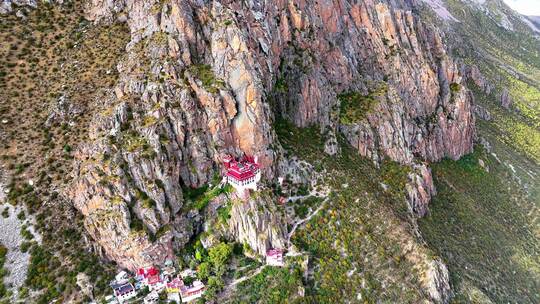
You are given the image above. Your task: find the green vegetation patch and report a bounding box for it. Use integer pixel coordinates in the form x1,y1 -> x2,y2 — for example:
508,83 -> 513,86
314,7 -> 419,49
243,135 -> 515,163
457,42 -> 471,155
449,82 -> 461,93
469,81 -> 540,163
338,91 -> 380,125
187,64 -> 224,94
183,184 -> 233,211
273,117 -> 324,159
226,266 -> 305,304
178,240 -> 237,302
419,147 -> 540,303
293,196 -> 322,219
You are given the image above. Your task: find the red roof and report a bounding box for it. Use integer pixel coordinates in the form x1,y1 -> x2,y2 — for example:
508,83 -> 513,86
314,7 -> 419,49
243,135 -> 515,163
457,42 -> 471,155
266,249 -> 284,257
147,274 -> 161,285
137,266 -> 161,284
167,277 -> 184,289
225,156 -> 260,182
137,266 -> 159,277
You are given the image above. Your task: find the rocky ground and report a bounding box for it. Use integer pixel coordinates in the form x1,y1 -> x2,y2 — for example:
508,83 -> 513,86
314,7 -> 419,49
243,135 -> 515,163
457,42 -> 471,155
0,204 -> 30,300
0,167 -> 38,301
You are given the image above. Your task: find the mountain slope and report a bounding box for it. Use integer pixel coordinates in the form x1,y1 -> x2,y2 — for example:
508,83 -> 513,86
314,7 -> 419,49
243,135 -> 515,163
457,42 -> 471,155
0,0 -> 537,303
417,0 -> 540,302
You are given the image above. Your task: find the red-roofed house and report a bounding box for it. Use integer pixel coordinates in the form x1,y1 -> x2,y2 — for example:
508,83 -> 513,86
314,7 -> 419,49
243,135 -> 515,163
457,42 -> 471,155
266,248 -> 284,266
137,266 -> 165,291
223,154 -> 261,192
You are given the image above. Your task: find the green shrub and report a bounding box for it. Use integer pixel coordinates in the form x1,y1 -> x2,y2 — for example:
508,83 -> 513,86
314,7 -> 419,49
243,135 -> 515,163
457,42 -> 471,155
338,91 -> 379,125
187,64 -> 223,93
450,82 -> 461,93
0,244 -> 7,298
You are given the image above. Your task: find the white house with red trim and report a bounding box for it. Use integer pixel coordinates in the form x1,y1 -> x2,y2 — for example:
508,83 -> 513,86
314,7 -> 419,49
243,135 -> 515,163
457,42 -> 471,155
266,248 -> 284,267
223,154 -> 261,192
179,280 -> 205,303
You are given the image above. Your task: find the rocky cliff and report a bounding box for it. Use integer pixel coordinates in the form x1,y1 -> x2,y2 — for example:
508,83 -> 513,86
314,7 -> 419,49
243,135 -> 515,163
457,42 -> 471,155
64,0 -> 474,272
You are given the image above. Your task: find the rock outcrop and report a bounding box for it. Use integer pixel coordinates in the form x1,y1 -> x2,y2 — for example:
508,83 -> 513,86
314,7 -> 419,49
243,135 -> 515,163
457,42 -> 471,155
226,194 -> 287,256
271,1 -> 475,165
76,272 -> 94,300
474,104 -> 492,121
69,0 -> 277,270
466,65 -> 493,95
0,0 -> 36,14
67,0 -> 475,272
500,87 -> 513,109
424,258 -> 452,303
406,163 -> 436,217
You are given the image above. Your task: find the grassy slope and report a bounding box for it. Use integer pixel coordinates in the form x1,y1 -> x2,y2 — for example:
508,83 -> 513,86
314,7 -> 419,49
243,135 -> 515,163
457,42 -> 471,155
0,2 -> 130,303
419,147 -> 539,303
417,1 -> 540,303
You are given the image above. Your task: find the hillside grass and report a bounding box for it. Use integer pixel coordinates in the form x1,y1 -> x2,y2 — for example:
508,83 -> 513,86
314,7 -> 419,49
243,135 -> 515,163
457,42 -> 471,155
437,0 -> 540,129
419,146 -> 540,303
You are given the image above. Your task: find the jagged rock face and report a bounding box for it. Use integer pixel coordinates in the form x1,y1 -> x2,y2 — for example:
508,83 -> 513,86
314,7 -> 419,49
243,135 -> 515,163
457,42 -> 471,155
226,194 -> 287,256
425,258 -> 452,303
70,0 -> 277,270
466,65 -> 493,95
76,273 -> 94,300
406,163 -> 436,217
269,0 -> 475,164
69,0 -> 475,270
474,104 -> 492,121
199,192 -> 286,257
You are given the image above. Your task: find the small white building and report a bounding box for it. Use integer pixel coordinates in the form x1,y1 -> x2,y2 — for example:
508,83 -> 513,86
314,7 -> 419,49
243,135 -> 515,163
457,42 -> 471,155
179,269 -> 197,279
104,295 -> 118,304
167,291 -> 181,303
115,271 -> 129,284
143,290 -> 159,304
266,248 -> 285,267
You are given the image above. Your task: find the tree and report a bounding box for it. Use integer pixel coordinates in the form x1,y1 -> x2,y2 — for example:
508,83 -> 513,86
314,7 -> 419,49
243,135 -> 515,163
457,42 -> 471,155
204,276 -> 224,300
208,242 -> 232,275
183,275 -> 195,286
197,262 -> 210,280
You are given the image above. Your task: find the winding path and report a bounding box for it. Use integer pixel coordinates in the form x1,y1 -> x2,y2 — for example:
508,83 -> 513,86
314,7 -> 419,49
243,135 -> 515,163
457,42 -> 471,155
230,265 -> 266,287
286,198 -> 327,249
